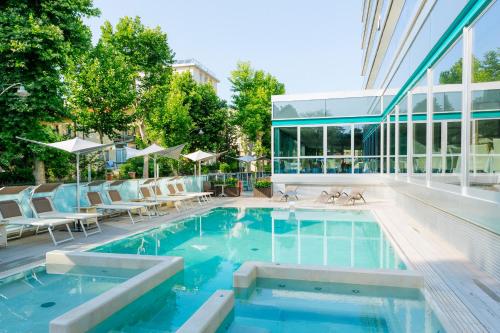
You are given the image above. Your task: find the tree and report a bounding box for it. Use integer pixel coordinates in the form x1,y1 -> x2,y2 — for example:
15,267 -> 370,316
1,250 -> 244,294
99,16 -> 175,177
439,48 -> 500,84
230,61 -> 285,156
67,42 -> 136,143
0,0 -> 99,184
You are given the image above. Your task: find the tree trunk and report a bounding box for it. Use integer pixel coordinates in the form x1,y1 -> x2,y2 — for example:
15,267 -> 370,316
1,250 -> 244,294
33,158 -> 46,185
137,120 -> 149,178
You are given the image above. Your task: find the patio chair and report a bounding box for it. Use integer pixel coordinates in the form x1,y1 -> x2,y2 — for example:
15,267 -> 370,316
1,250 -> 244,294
277,185 -> 299,201
31,196 -> 102,238
0,199 -> 75,246
175,182 -> 213,202
318,187 -> 344,203
139,187 -> 188,212
165,183 -> 203,206
106,189 -> 161,217
338,188 -> 366,205
86,191 -> 145,224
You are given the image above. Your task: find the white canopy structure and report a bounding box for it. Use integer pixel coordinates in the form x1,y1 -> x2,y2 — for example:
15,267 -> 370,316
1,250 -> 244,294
126,143 -> 185,179
183,150 -> 218,176
236,155 -> 258,163
17,137 -> 114,211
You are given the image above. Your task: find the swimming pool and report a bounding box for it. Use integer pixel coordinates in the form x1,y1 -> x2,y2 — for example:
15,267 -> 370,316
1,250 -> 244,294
223,277 -> 445,333
90,207 -> 406,332
0,264 -> 141,333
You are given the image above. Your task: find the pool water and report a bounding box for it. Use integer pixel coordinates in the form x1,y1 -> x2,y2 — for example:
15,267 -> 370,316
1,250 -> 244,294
222,278 -> 445,333
90,207 -> 406,332
0,265 -> 141,333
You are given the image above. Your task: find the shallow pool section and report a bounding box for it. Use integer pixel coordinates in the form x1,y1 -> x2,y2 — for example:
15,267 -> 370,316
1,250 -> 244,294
0,265 -> 141,333
90,208 -> 405,332
222,278 -> 445,333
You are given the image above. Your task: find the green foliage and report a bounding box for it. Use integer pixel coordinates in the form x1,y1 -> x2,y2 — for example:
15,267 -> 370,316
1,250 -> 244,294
230,61 -> 285,155
67,42 -> 137,143
149,71 -> 237,156
0,0 -> 99,182
439,49 -> 500,84
254,180 -> 272,188
225,177 -> 238,187
219,162 -> 231,173
99,17 -> 175,143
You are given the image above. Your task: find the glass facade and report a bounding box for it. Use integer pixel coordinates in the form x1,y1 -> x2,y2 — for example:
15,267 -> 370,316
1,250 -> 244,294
272,1 -> 499,201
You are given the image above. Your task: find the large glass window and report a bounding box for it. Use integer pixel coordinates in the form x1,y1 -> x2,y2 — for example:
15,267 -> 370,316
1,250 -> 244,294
354,124 -> 380,156
300,158 -> 324,174
469,1 -> 500,193
273,100 -> 325,119
274,127 -> 297,157
413,122 -> 427,174
412,94 -> 427,114
326,158 -> 352,174
274,159 -> 298,174
327,126 -> 351,156
326,96 -> 381,117
399,122 -> 407,173
300,127 -> 323,156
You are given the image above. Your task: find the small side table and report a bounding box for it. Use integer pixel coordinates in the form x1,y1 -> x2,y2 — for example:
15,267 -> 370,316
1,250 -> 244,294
215,184 -> 227,197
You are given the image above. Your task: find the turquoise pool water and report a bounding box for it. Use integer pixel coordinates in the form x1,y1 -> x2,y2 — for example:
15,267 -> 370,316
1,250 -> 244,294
223,278 -> 445,333
0,265 -> 140,333
91,207 -> 406,332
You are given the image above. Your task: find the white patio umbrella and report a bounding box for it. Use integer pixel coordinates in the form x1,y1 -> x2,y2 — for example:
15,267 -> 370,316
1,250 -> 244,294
183,150 -> 217,176
17,137 -> 114,211
126,143 -> 185,179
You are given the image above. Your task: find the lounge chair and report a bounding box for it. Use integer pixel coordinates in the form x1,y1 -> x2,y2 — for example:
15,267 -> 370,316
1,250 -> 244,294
0,199 -> 75,246
166,183 -> 204,206
318,187 -> 344,203
106,189 -> 161,217
277,185 -> 299,201
86,191 -> 145,224
30,196 -> 102,238
139,187 -> 189,212
337,188 -> 366,205
175,182 -> 213,202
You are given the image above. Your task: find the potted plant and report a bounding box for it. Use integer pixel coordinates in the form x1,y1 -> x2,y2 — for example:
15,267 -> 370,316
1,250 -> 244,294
106,169 -> 114,180
224,177 -> 240,197
253,180 -> 272,198
127,171 -> 136,179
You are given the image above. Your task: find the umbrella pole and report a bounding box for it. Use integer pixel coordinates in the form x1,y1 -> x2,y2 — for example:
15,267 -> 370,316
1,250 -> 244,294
76,153 -> 80,212
153,155 -> 157,201
88,163 -> 92,182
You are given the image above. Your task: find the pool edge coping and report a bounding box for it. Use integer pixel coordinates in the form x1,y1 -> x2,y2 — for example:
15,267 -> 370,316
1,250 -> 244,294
233,261 -> 424,289
47,251 -> 183,333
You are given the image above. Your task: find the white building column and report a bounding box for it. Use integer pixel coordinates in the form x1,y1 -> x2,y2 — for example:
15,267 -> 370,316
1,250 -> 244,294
407,93 -> 413,178
461,27 -> 472,194
426,69 -> 433,186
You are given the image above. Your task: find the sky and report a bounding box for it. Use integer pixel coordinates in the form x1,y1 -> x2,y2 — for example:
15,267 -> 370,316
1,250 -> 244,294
85,0 -> 364,102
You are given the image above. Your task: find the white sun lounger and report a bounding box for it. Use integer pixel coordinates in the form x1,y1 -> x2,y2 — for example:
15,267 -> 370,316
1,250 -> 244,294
106,189 -> 161,217
165,183 -> 205,206
86,191 -> 145,224
30,196 -> 102,237
0,199 -> 75,246
174,182 -> 213,202
139,187 -> 189,212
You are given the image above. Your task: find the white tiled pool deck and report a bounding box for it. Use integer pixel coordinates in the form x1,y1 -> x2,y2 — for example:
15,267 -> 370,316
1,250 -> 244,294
1,193 -> 498,333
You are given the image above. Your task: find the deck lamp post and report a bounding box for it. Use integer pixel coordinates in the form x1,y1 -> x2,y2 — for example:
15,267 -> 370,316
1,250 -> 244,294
0,83 -> 30,97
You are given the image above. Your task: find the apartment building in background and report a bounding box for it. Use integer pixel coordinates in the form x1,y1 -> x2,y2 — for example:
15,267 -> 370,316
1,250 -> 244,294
173,58 -> 219,92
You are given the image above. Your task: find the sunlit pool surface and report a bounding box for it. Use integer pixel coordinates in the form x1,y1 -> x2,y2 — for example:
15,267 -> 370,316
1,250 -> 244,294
0,265 -> 141,333
90,207 -> 406,332
221,278 -> 445,333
